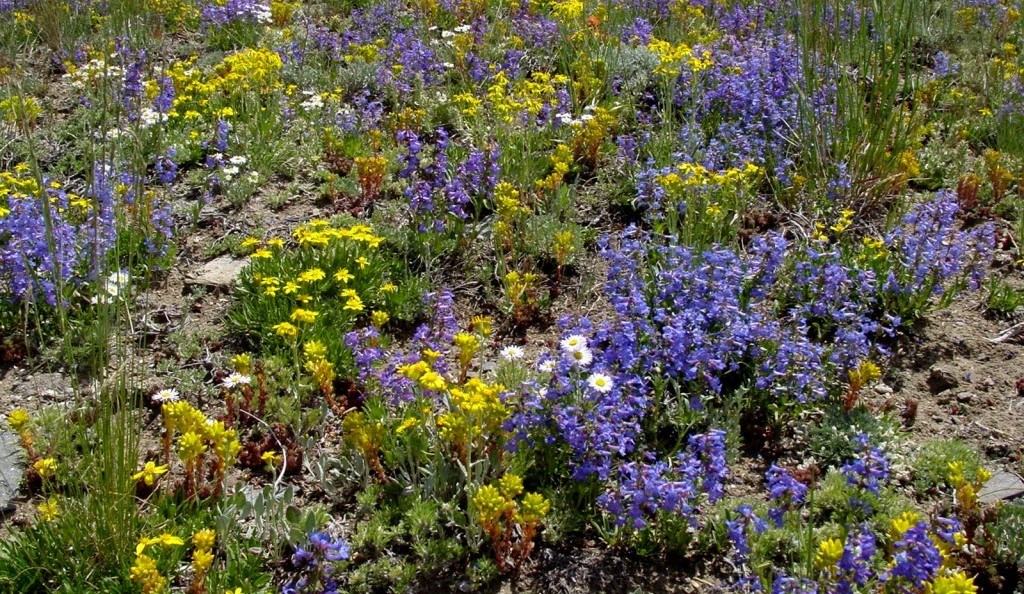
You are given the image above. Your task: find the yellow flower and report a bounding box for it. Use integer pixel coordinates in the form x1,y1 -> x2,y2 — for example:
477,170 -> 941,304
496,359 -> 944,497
136,533 -> 185,555
344,295 -> 364,312
6,408 -> 30,432
471,316 -> 493,337
356,256 -> 370,269
37,497 -> 59,522
334,268 -> 354,283
283,281 -> 300,295
891,511 -> 921,538
926,571 -> 978,594
290,308 -> 318,324
240,237 -> 261,250
261,450 -> 282,471
268,237 -> 285,249
303,340 -> 328,361
178,432 -> 208,464
252,249 -> 273,259
418,371 -> 447,392
273,321 -> 298,338
396,417 -> 419,434
371,310 -> 389,327
193,548 -> 214,573
380,282 -> 398,293
815,538 -> 844,568
498,474 -> 524,500
231,353 -> 252,374
298,268 -> 326,283
33,457 -> 57,479
516,492 -> 550,525
193,528 -> 216,551
473,485 -> 512,525
132,461 -> 169,487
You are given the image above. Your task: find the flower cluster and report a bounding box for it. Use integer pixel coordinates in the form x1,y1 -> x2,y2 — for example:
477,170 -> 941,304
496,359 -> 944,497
282,531 -> 350,594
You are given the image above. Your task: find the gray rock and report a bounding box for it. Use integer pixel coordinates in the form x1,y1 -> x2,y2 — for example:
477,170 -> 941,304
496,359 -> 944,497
936,390 -> 953,405
13,372 -> 73,400
874,383 -> 893,395
979,470 -> 1024,504
956,392 -> 975,404
187,256 -> 248,289
0,430 -> 23,512
928,366 -> 959,394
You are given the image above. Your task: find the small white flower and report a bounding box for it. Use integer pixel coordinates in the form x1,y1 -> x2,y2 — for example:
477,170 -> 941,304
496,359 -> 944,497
500,345 -> 525,361
560,334 -> 588,353
441,29 -> 455,38
247,171 -> 260,183
152,388 -> 180,403
222,373 -> 252,389
587,373 -> 614,393
222,165 -> 240,176
229,155 -> 248,166
453,24 -> 471,33
567,347 -> 593,367
538,359 -> 556,373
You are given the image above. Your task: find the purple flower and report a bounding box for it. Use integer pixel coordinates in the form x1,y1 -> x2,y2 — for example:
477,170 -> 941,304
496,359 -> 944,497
883,523 -> 942,588
765,464 -> 807,526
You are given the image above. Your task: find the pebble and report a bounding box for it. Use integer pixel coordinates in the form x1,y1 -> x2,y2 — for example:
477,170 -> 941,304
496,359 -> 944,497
927,365 -> 959,394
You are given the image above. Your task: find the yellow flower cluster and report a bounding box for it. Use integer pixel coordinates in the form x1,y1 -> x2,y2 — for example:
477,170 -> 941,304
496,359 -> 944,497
549,0 -> 583,21
948,462 -> 991,515
927,571 -> 978,594
191,528 -> 217,590
536,144 -> 574,193
474,474 -> 550,526
657,161 -> 763,197
131,533 -> 184,594
399,360 -> 449,392
161,401 -> 241,495
815,537 -> 843,568
214,48 -> 284,94
437,378 -> 508,448
292,220 -> 383,249
648,38 -> 713,76
487,71 -> 570,124
572,106 -> 616,169
847,360 -> 881,392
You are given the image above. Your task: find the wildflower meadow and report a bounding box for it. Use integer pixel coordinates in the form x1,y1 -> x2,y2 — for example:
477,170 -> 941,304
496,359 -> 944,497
1,0 -> 1024,591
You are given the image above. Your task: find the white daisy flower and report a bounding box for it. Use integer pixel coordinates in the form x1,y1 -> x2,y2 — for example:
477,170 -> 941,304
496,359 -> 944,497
538,359 -> 556,373
152,388 -> 180,403
560,334 -> 588,353
222,372 -> 252,389
587,373 -> 614,393
500,345 -> 525,361
567,347 -> 593,367
229,155 -> 249,166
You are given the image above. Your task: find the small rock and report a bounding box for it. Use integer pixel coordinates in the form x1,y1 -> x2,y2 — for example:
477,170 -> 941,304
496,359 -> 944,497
874,383 -> 893,395
986,442 -> 1011,458
927,365 -> 959,394
936,390 -> 953,405
956,392 -> 975,404
0,430 -> 23,513
978,470 -> 1024,504
186,256 -> 248,289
